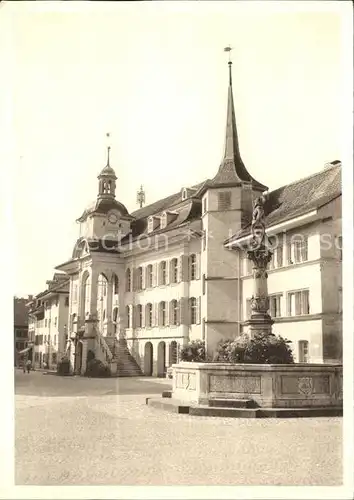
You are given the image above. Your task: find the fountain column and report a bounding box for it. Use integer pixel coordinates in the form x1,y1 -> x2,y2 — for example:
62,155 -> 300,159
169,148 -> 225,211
243,195 -> 274,337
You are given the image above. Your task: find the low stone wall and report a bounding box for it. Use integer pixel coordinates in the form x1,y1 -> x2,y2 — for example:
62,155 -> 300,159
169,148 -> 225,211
172,362 -> 342,409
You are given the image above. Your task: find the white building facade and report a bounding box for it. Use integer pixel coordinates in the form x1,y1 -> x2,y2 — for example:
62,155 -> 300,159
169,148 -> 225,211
28,274 -> 70,370
53,62 -> 341,376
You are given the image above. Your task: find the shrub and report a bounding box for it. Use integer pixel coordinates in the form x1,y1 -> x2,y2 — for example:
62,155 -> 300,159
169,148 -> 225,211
214,332 -> 294,365
244,332 -> 294,364
85,358 -> 111,378
57,356 -> 71,376
213,334 -> 250,363
180,340 -> 206,362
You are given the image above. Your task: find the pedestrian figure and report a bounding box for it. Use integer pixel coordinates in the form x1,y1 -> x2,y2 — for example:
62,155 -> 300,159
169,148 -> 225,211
26,359 -> 32,374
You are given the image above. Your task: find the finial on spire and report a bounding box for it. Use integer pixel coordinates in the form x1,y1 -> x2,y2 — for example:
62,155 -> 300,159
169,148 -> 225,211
106,132 -> 111,167
136,185 -> 146,208
224,45 -> 233,86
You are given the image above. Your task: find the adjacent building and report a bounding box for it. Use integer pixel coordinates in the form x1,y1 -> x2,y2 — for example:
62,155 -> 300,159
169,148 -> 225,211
14,296 -> 32,366
53,60 -> 342,376
27,274 -> 70,370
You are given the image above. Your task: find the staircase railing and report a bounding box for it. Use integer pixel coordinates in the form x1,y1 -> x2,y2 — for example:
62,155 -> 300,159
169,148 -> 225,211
95,327 -> 113,363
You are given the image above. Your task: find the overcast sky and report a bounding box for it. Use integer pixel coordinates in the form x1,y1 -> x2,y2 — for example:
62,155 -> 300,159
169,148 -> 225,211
1,1 -> 351,297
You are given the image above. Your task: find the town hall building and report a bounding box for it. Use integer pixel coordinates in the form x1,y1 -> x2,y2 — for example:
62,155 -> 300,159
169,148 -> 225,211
30,60 -> 342,376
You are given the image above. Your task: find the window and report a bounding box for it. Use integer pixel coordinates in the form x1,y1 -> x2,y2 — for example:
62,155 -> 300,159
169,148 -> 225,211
113,274 -> 119,294
170,258 -> 178,283
159,301 -> 167,326
113,307 -> 119,333
137,267 -> 143,290
269,294 -> 282,317
137,304 -> 143,328
159,261 -> 167,285
190,297 -> 197,324
65,296 -> 69,307
203,197 -> 207,214
146,265 -> 153,288
298,340 -> 309,363
171,300 -> 179,325
190,254 -> 197,280
146,303 -> 153,327
202,274 -> 206,295
126,269 -> 131,292
218,191 -> 231,211
202,231 -> 206,251
160,212 -> 167,229
126,306 -> 131,328
288,290 -> 310,316
48,318 -> 51,327
147,217 -> 154,233
288,237 -> 308,264
181,188 -> 188,201
276,246 -> 283,268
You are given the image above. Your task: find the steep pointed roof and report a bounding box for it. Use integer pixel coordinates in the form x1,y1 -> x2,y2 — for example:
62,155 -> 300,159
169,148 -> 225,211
209,61 -> 267,191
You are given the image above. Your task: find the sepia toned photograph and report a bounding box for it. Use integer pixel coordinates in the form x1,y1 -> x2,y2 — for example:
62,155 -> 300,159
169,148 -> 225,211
1,0 -> 353,498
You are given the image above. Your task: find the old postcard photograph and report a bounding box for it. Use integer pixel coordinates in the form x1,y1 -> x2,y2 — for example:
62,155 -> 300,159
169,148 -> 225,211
0,0 -> 353,499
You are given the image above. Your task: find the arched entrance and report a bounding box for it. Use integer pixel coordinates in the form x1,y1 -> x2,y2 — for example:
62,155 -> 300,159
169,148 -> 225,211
169,341 -> 178,366
157,341 -> 166,378
144,342 -> 153,376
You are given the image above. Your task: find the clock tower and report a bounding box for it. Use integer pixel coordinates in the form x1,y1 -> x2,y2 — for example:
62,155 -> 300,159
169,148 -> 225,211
76,142 -> 134,242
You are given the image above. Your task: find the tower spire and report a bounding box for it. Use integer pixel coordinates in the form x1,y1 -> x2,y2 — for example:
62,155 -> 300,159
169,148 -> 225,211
209,47 -> 266,191
106,132 -> 111,167
97,132 -> 117,200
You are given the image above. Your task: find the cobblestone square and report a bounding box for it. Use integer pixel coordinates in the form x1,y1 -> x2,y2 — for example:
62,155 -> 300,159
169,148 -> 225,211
15,371 -> 342,486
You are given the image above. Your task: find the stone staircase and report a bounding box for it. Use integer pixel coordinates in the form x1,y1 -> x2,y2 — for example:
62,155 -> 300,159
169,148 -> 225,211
104,337 -> 143,378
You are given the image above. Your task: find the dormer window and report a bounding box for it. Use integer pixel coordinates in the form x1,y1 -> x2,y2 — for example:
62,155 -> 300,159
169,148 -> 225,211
147,216 -> 160,233
160,211 -> 178,229
181,188 -> 188,201
160,212 -> 167,229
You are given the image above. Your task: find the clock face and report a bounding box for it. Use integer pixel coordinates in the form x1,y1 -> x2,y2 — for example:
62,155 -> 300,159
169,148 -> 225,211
108,213 -> 118,224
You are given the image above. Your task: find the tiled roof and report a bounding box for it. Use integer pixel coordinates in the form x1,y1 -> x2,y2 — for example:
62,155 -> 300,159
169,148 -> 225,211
131,180 -> 205,221
227,163 -> 341,243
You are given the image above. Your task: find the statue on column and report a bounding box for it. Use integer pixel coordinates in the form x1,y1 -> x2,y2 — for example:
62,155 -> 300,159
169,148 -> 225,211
250,195 -> 266,248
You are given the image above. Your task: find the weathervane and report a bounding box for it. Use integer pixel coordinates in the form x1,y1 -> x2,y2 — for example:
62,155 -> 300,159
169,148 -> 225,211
137,185 -> 146,208
224,45 -> 233,85
224,45 -> 233,62
106,132 -> 111,167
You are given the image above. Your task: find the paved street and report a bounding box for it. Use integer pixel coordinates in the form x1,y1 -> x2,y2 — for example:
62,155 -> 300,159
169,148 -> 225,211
15,370 -> 342,486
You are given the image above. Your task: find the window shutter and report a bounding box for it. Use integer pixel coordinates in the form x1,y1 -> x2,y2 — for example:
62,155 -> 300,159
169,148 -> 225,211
182,255 -> 189,282
302,290 -> 309,315
153,303 -> 158,327
295,292 -> 301,315
165,301 -> 169,326
165,261 -> 170,285
178,256 -> 183,282
153,263 -> 158,287
196,297 -> 201,324
196,254 -> 201,280
179,298 -> 188,325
